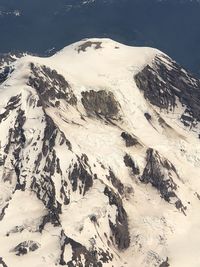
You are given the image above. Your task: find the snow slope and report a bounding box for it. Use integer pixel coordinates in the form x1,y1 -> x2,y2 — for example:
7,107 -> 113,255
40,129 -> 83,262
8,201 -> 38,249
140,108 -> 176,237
0,38 -> 200,267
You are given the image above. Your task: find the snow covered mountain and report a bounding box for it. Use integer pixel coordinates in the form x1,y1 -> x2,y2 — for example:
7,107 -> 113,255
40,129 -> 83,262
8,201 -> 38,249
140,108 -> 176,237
0,38 -> 200,267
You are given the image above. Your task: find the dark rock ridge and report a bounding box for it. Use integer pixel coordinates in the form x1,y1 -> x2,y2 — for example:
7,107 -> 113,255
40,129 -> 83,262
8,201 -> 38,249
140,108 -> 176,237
121,131 -> 139,147
0,53 -> 24,85
77,41 -> 102,53
0,257 -> 8,267
60,231 -> 113,267
0,94 -> 21,124
11,241 -> 40,256
124,153 -> 140,175
0,204 -> 9,221
159,257 -> 170,267
135,54 -> 200,128
0,100 -> 27,191
140,148 -> 185,213
31,115 -> 67,227
0,54 -> 16,68
81,90 -> 120,119
106,169 -> 124,196
104,186 -> 130,250
68,154 -> 94,196
28,63 -> 77,107
0,53 -> 24,68
144,112 -> 152,121
11,109 -> 26,190
0,66 -> 13,85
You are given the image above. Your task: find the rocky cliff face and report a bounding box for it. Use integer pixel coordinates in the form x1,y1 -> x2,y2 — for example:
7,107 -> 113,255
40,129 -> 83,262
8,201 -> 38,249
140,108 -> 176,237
0,38 -> 200,267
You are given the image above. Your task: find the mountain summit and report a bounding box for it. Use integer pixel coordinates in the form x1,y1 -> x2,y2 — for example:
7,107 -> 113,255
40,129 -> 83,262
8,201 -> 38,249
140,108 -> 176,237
0,38 -> 200,267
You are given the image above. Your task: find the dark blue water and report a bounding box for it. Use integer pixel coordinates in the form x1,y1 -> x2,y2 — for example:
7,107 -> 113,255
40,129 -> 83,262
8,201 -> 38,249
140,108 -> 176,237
1,0 -> 200,75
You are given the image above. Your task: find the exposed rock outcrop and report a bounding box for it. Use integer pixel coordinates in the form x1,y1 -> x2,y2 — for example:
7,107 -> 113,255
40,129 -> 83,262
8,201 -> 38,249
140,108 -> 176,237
29,63 -> 77,107
124,154 -> 140,175
81,90 -> 120,119
77,41 -> 102,53
135,54 -> 200,128
121,132 -> 139,147
140,148 -> 185,213
11,241 -> 40,256
0,257 -> 8,267
104,186 -> 130,250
